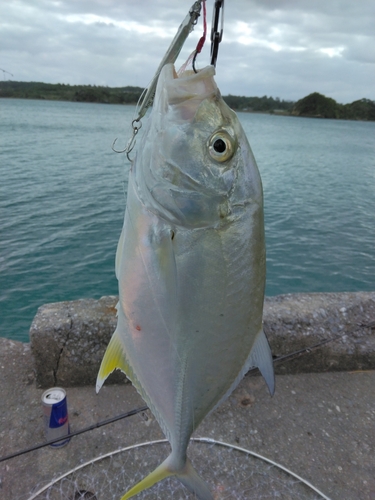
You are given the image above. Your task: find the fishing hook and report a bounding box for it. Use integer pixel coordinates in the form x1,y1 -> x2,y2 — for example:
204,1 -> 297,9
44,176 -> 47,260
112,119 -> 142,162
192,0 -> 207,73
112,0 -> 203,160
210,0 -> 224,68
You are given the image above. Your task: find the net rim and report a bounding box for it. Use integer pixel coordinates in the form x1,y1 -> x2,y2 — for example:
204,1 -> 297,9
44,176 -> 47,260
27,437 -> 332,500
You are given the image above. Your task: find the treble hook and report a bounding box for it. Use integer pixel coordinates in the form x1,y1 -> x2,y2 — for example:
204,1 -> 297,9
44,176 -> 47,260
210,0 -> 224,67
112,119 -> 142,162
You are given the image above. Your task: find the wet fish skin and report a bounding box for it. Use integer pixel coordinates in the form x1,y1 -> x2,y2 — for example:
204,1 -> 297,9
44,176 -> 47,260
97,64 -> 274,500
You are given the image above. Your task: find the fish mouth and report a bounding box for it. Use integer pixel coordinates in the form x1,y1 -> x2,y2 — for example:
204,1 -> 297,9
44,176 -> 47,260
139,63 -> 233,228
159,64 -> 219,121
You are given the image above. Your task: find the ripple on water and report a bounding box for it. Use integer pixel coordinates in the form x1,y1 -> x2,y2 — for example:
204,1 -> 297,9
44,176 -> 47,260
1,100 -> 374,340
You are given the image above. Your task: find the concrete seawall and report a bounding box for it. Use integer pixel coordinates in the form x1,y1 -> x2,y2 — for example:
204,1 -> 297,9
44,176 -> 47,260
28,292 -> 375,387
1,292 -> 375,499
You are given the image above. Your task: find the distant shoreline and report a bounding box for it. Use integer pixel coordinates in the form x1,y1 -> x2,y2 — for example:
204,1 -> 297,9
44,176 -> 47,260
1,82 -> 374,121
1,96 -> 373,122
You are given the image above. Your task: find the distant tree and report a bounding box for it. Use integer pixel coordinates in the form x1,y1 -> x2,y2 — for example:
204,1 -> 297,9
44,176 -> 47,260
292,92 -> 338,118
339,98 -> 375,121
222,94 -> 294,113
0,82 -> 373,121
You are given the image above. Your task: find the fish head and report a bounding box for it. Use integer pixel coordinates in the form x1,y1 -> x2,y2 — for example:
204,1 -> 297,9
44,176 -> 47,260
134,64 -> 262,228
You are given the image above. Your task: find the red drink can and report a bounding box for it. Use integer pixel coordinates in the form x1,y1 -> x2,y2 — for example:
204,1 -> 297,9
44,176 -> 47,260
42,387 -> 70,447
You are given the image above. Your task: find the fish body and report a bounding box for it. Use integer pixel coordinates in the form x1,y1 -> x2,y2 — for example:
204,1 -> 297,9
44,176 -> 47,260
96,64 -> 274,500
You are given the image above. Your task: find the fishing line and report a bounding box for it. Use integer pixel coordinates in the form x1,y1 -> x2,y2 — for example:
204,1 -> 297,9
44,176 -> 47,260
178,0 -> 207,75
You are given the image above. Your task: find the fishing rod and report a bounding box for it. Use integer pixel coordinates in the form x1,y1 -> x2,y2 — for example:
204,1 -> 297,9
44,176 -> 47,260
2,324 -> 372,464
0,405 -> 148,463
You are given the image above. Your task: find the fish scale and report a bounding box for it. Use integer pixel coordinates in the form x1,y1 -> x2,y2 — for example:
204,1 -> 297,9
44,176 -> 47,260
97,64 -> 274,500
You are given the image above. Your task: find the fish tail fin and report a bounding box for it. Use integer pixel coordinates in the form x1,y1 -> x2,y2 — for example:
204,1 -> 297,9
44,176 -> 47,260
177,457 -> 214,500
120,456 -> 172,500
96,329 -> 129,393
120,454 -> 213,500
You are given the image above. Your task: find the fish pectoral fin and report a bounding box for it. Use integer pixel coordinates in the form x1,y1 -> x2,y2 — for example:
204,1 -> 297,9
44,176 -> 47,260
120,454 -> 213,500
96,329 -> 129,393
248,329 -> 275,396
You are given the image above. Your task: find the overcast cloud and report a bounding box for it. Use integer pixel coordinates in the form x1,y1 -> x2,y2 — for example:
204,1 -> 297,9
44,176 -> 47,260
0,0 -> 374,103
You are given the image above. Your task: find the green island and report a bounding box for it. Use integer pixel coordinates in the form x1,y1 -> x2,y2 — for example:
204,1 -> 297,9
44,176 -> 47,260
1,81 -> 374,121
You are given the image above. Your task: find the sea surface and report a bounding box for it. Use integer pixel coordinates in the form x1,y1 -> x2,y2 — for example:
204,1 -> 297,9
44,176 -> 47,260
1,98 -> 374,342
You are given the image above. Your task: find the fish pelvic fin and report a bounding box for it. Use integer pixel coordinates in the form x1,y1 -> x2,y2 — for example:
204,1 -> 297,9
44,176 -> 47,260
120,453 -> 213,500
96,328 -> 129,393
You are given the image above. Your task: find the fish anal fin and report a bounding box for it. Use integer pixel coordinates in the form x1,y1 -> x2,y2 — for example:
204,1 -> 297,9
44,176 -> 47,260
96,329 -> 129,393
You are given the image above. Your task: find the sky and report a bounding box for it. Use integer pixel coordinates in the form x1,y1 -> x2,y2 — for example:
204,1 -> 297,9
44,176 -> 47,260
0,0 -> 374,103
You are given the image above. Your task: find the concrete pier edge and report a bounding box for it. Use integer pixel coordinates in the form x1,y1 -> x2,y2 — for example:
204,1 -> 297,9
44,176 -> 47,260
23,291 -> 375,387
1,291 -> 375,500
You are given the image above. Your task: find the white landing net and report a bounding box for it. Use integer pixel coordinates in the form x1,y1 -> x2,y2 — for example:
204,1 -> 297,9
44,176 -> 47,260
26,438 -> 331,500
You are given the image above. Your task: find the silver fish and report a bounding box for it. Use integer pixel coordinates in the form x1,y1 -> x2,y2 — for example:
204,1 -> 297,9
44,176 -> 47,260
96,64 -> 274,500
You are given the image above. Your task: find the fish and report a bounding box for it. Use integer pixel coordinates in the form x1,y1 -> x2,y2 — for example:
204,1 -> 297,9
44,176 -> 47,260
96,63 -> 275,500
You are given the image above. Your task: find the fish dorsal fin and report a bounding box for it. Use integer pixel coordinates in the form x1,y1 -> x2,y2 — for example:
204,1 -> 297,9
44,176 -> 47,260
96,324 -> 130,393
247,329 -> 275,396
210,329 -> 275,413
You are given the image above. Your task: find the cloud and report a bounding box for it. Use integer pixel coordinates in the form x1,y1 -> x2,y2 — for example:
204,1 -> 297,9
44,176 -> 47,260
0,0 -> 374,103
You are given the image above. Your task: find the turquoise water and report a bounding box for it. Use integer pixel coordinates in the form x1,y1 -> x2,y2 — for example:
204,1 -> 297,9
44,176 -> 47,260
1,98 -> 374,341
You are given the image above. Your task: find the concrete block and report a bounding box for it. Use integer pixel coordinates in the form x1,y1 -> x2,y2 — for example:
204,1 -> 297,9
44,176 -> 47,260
264,292 -> 375,374
29,296 -> 126,388
29,292 -> 375,387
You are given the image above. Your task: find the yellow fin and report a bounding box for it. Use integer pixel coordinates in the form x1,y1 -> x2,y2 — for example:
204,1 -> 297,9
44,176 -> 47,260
96,330 -> 129,393
120,454 -> 213,500
121,458 -> 172,500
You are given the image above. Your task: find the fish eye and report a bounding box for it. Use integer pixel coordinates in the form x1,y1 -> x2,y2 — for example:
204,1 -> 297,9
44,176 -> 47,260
208,130 -> 235,163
